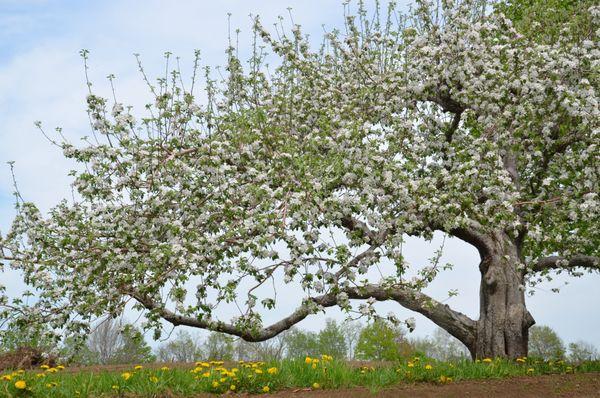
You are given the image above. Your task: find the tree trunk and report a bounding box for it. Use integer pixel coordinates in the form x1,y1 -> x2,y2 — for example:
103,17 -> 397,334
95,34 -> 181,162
472,233 -> 535,359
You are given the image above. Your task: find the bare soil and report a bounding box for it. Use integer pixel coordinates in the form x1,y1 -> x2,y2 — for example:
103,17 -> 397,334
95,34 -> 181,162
0,347 -> 56,371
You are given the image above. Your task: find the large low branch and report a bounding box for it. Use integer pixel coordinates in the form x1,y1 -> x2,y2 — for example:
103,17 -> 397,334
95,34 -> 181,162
127,282 -> 476,348
529,255 -> 600,274
344,284 -> 476,348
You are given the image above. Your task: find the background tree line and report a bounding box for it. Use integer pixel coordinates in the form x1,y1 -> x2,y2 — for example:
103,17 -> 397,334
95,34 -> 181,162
2,318 -> 597,365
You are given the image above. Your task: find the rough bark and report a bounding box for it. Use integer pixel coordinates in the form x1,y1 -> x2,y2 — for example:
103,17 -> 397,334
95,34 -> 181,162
472,232 -> 535,359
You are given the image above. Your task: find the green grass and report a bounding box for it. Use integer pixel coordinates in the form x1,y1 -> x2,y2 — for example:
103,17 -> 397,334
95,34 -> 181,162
1,355 -> 599,397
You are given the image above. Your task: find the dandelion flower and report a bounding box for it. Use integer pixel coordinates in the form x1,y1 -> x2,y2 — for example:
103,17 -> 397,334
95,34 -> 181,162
14,380 -> 26,389
439,375 -> 452,383
121,372 -> 133,381
483,358 -> 492,363
312,382 -> 321,389
267,367 -> 278,374
262,385 -> 270,392
425,364 -> 433,370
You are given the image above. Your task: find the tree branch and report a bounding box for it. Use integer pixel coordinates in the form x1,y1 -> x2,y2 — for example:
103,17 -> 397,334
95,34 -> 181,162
529,255 -> 600,274
343,284 -> 476,348
340,216 -> 378,243
427,92 -> 465,114
127,282 -> 476,348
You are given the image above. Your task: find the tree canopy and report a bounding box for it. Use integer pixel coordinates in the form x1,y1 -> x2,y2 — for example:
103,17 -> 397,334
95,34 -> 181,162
0,0 -> 598,359
528,325 -> 565,360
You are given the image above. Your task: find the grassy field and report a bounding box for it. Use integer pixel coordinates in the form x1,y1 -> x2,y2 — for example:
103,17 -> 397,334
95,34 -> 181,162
1,355 -> 599,397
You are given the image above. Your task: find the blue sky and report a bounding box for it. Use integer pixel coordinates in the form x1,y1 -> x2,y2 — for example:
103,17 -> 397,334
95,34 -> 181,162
1,0 -> 599,348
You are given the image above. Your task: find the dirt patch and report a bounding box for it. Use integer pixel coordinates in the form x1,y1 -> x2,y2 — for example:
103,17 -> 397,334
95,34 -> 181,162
263,373 -> 600,398
0,347 -> 56,371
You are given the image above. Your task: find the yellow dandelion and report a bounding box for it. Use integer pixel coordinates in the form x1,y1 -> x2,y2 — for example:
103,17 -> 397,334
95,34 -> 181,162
527,368 -> 535,374
230,384 -> 236,391
56,365 -> 65,370
516,358 -> 526,363
482,358 -> 492,363
149,376 -> 159,383
121,372 -> 133,381
40,365 -> 50,370
161,366 -> 170,371
407,362 -> 414,368
112,385 -> 119,390
212,381 -> 220,388
312,382 -> 321,389
262,385 -> 270,393
425,364 -> 433,370
1,375 -> 12,381
134,365 -> 143,370
311,363 -> 317,369
14,380 -> 26,389
267,367 -> 278,375
305,356 -> 312,364
36,373 -> 45,378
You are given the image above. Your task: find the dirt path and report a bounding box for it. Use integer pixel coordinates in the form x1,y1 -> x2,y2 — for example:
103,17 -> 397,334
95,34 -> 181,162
263,373 -> 600,398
